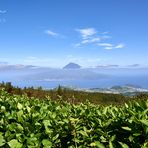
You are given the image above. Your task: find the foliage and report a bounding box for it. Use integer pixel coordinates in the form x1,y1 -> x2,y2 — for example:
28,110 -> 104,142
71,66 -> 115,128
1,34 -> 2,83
0,90 -> 148,147
1,82 -> 148,105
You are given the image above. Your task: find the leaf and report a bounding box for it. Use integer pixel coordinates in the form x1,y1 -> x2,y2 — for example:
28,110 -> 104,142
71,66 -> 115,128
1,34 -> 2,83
17,124 -> 24,132
51,112 -> 56,119
121,127 -> 131,131
103,107 -> 107,115
133,133 -> 141,136
43,120 -> 51,127
142,141 -> 148,148
129,136 -> 134,142
90,142 -> 96,147
52,134 -> 59,141
8,139 -> 22,148
0,133 -> 5,146
125,103 -> 129,108
42,139 -> 52,147
17,103 -> 23,110
110,135 -> 116,142
27,137 -> 38,146
8,123 -> 17,132
118,142 -> 129,148
1,106 -> 6,112
95,141 -> 105,148
78,130 -> 88,137
17,110 -> 24,123
109,141 -> 114,148
140,120 -> 148,126
26,106 -> 31,113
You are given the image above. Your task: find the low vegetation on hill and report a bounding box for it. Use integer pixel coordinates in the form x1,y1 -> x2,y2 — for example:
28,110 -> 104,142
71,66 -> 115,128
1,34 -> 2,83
0,90 -> 148,147
0,82 -> 148,105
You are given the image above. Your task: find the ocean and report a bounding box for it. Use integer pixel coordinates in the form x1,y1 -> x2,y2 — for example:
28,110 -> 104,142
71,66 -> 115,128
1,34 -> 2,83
0,68 -> 148,89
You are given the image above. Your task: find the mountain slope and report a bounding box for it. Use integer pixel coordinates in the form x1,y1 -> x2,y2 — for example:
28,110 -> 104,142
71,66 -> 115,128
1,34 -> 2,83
63,63 -> 81,69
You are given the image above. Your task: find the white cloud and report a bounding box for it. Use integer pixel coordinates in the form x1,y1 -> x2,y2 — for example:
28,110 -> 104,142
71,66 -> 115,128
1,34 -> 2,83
98,43 -> 114,50
75,27 -> 125,50
75,28 -> 101,47
98,43 -> 113,47
115,43 -> 125,49
90,37 -> 101,42
128,64 -> 140,67
0,10 -> 7,14
98,42 -> 125,50
75,28 -> 112,48
81,40 -> 89,44
81,37 -> 101,44
45,30 -> 59,37
97,64 -> 119,68
104,46 -> 114,50
101,35 -> 111,39
101,31 -> 109,35
76,28 -> 97,39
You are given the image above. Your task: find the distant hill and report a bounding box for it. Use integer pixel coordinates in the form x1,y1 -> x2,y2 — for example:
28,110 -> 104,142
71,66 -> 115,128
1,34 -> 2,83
0,64 -> 37,71
88,85 -> 148,96
63,62 -> 81,69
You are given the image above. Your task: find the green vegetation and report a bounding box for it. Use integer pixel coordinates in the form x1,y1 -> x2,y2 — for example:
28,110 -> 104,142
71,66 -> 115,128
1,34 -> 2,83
0,90 -> 148,147
0,82 -> 148,105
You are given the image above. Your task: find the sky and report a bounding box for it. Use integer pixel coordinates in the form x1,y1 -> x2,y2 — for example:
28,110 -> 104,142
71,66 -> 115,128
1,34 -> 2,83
0,0 -> 148,68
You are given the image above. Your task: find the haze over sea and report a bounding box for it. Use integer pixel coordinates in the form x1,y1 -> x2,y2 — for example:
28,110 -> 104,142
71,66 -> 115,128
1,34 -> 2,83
0,67 -> 148,89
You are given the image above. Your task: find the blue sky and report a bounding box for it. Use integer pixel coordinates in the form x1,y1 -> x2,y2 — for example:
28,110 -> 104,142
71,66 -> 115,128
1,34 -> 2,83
0,0 -> 148,68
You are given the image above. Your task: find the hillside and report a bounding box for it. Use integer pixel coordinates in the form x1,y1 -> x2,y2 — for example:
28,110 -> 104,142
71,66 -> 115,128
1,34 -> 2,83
0,90 -> 148,147
63,63 -> 81,69
1,82 -> 148,105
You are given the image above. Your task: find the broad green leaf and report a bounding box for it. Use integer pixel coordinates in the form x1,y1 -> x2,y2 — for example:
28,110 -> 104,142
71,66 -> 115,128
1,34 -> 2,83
129,136 -> 134,142
118,142 -> 129,148
52,134 -> 59,141
17,103 -> 23,110
90,142 -> 96,147
51,112 -> 56,118
43,120 -> 51,127
109,141 -> 114,148
0,133 -> 5,146
17,124 -> 23,132
1,106 -> 6,112
110,135 -> 116,142
8,139 -> 22,148
142,141 -> 148,148
27,137 -> 38,146
26,106 -> 31,113
78,130 -> 88,137
95,141 -> 105,148
42,139 -> 52,147
133,133 -> 141,136
125,103 -> 128,108
140,120 -> 148,126
17,110 -> 24,122
122,127 -> 131,131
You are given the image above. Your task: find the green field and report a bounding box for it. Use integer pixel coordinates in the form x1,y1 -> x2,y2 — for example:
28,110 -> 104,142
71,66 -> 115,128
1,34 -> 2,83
0,90 -> 148,147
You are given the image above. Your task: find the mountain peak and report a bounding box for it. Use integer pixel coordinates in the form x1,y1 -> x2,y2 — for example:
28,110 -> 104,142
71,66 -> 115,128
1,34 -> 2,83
63,62 -> 81,69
